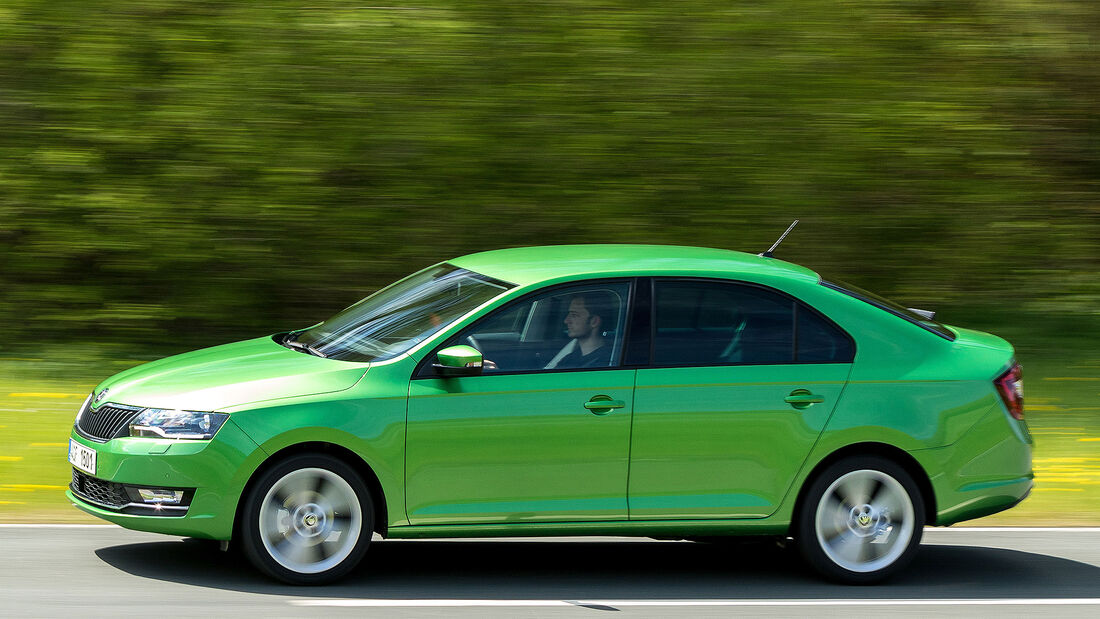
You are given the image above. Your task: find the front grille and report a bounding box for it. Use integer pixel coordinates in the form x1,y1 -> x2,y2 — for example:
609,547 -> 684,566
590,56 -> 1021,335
71,469 -> 129,509
76,404 -> 140,441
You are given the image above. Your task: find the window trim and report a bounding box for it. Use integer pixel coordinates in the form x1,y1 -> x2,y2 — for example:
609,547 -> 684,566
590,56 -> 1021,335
622,277 -> 652,367
646,277 -> 856,369
412,277 -> 638,379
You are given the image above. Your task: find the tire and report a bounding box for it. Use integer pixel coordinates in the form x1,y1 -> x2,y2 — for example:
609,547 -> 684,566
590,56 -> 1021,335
240,453 -> 374,585
795,455 -> 924,584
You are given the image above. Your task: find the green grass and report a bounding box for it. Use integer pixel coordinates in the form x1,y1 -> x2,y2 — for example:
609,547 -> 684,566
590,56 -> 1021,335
0,354 -> 147,523
939,308 -> 1100,525
969,356 -> 1100,526
1,321 -> 1097,525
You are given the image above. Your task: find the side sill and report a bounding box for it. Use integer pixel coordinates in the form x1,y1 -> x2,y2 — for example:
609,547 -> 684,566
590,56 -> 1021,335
385,518 -> 789,539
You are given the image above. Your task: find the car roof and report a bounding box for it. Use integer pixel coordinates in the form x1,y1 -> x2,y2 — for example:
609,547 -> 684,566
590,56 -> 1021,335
448,244 -> 819,287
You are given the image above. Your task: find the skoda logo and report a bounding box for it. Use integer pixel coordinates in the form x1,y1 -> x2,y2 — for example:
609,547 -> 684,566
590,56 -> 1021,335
93,388 -> 109,407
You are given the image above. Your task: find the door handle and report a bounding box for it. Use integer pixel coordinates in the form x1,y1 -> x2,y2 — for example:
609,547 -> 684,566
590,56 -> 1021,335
784,389 -> 824,409
584,396 -> 626,414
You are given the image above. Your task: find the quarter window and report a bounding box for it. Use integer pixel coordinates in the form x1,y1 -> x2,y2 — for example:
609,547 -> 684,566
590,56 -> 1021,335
796,303 -> 854,362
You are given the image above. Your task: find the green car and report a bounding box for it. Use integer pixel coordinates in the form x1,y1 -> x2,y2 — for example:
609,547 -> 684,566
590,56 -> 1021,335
67,245 -> 1031,584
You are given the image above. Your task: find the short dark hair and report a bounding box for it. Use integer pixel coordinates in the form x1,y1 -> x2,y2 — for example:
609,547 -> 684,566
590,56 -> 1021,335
572,290 -> 618,327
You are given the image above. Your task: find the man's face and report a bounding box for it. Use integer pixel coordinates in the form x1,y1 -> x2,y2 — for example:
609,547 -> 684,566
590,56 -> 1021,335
564,297 -> 595,339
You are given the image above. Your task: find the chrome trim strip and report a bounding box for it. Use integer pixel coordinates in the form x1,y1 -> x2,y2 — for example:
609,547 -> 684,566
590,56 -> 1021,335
69,490 -> 127,512
121,502 -> 188,511
71,488 -> 189,514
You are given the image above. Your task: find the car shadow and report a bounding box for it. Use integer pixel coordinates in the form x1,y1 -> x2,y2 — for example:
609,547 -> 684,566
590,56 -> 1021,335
95,538 -> 1100,600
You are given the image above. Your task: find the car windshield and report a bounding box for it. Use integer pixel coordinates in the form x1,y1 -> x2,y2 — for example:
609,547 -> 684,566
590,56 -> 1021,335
293,264 -> 514,362
821,279 -> 955,341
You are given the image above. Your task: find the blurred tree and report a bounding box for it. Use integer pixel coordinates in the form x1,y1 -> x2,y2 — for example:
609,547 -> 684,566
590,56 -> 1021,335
0,0 -> 1096,350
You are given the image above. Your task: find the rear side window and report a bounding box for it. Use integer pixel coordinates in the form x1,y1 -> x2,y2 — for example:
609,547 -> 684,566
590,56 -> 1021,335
654,281 -> 794,365
653,280 -> 854,366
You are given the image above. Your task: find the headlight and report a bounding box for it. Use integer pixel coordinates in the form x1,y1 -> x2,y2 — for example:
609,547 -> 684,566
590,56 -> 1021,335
74,393 -> 93,425
129,409 -> 229,440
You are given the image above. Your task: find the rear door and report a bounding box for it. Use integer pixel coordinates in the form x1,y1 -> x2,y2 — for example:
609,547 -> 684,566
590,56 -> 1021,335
628,278 -> 854,519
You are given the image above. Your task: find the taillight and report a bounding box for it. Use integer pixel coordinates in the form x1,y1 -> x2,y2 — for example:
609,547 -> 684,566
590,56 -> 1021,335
994,361 -> 1024,420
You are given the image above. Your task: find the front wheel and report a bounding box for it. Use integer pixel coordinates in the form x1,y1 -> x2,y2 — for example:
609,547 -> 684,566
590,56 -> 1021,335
796,456 -> 924,584
240,454 -> 373,584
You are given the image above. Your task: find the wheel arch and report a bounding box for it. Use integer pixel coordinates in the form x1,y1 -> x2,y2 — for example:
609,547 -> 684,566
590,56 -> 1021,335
233,441 -> 390,539
788,442 -> 936,535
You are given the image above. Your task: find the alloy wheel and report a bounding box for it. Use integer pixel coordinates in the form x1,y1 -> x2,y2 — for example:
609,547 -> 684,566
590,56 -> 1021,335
258,467 -> 363,575
813,468 -> 915,574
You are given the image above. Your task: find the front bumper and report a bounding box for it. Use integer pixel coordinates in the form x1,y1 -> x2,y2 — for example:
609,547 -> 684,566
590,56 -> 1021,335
67,418 -> 265,540
69,468 -> 194,516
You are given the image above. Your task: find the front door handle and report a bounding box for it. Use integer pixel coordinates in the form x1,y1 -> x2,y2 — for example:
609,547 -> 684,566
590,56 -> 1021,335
785,389 -> 824,409
584,395 -> 626,414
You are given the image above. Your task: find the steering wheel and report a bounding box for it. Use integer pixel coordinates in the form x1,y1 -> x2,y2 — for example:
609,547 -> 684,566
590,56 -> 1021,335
465,335 -> 482,352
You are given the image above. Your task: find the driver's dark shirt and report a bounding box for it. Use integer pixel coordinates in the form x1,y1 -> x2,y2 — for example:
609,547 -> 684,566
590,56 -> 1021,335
556,342 -> 611,369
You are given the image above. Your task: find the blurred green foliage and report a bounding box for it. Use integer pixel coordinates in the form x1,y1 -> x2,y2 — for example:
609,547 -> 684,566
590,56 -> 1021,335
1,0 -> 1097,352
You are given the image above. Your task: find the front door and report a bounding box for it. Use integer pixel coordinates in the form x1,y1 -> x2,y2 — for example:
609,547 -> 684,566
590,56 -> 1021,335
405,280 -> 636,525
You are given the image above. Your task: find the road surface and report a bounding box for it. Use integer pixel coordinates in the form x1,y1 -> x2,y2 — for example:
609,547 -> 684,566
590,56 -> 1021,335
1,526 -> 1098,617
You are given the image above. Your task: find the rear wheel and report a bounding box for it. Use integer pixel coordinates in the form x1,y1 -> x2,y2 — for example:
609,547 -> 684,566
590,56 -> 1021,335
240,454 -> 373,584
796,456 -> 924,584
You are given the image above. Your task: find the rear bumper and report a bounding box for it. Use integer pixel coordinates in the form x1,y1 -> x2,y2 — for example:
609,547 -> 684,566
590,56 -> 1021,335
912,406 -> 1034,526
66,419 -> 264,540
931,476 -> 1033,525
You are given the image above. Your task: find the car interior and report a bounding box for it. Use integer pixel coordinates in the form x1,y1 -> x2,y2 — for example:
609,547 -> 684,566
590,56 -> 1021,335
459,286 -> 628,372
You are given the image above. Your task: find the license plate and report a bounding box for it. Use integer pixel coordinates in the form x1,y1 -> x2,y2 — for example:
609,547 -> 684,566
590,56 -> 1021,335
68,439 -> 96,476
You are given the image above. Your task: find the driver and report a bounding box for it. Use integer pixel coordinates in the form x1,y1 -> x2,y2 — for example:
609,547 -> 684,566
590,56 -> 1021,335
544,291 -> 617,369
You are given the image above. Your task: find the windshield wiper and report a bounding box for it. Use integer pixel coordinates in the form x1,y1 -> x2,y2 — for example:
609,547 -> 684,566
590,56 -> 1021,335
282,334 -> 328,358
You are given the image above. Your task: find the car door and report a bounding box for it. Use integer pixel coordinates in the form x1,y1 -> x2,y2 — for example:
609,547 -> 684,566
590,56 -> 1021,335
629,278 -> 855,519
405,280 -> 636,525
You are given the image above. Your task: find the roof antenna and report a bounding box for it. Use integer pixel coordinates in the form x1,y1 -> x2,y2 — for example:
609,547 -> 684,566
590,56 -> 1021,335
759,219 -> 799,258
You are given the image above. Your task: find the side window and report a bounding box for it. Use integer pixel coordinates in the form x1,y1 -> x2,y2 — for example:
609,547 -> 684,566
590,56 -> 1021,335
467,301 -> 529,339
796,305 -> 854,362
446,281 -> 631,373
654,281 -> 794,366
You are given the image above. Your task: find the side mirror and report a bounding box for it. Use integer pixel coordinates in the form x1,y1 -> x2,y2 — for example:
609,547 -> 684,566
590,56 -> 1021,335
432,345 -> 483,377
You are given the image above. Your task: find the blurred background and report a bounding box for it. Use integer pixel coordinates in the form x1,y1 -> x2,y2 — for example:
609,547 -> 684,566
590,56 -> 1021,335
0,1 -> 1096,522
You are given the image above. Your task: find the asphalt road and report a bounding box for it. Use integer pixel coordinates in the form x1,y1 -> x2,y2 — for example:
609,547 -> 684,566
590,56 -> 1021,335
1,526 -> 1098,618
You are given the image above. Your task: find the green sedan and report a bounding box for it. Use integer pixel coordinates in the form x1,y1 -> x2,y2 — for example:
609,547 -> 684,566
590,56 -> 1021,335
66,245 -> 1032,584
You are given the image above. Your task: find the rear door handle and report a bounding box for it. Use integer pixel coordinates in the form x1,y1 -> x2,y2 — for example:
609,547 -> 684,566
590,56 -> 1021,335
784,389 -> 824,409
584,396 -> 626,414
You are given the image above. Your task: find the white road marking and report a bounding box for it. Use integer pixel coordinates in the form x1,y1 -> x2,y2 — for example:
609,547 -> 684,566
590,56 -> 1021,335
290,598 -> 1100,608
930,527 -> 1100,532
295,600 -> 575,607
0,524 -> 1098,531
0,524 -> 119,528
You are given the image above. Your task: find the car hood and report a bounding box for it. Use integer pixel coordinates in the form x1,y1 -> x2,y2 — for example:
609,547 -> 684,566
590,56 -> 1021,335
93,336 -> 369,412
